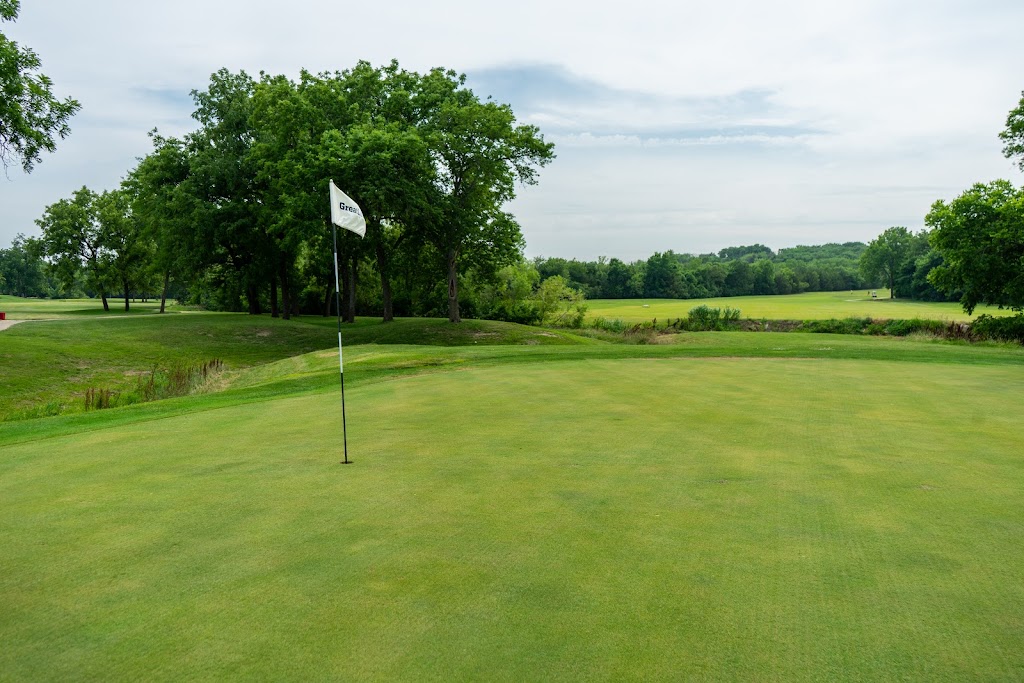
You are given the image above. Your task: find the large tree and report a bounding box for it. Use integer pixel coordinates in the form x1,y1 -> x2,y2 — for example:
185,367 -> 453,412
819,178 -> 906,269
125,132 -> 193,313
36,187 -> 111,310
418,69 -> 554,322
926,180 -> 1024,313
94,188 -> 154,311
860,226 -> 913,298
0,0 -> 80,172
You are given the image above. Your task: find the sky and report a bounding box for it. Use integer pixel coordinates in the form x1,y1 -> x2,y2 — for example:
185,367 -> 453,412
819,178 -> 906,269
2,0 -> 1023,260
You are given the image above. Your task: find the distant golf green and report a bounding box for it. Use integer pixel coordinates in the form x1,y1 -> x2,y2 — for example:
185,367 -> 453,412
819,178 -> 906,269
587,290 -> 1013,322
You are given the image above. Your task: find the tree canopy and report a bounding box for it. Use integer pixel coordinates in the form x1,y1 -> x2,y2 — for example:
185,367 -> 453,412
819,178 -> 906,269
859,227 -> 913,299
999,90 -> 1024,172
0,0 -> 80,172
926,180 -> 1024,314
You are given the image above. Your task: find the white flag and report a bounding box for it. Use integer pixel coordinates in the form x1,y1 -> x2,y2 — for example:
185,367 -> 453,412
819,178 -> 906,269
329,180 -> 366,238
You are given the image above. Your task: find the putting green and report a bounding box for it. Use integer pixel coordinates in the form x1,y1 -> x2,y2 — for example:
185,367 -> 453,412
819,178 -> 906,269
3,356 -> 1023,679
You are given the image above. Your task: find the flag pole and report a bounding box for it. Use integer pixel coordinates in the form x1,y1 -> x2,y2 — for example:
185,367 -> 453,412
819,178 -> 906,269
331,219 -> 352,465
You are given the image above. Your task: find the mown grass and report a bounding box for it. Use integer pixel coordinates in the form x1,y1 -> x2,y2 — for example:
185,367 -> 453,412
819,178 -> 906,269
587,290 -> 1014,322
0,294 -> 171,319
2,356 -> 1023,680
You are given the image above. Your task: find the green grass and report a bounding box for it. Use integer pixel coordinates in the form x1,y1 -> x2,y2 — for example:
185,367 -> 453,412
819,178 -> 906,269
3,310 -> 1024,679
0,314 -> 591,419
0,294 -> 175,319
2,353 -> 1024,680
587,290 -> 1014,322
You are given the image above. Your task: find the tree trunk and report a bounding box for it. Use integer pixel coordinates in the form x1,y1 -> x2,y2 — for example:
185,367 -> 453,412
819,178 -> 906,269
159,271 -> 169,314
447,248 -> 460,323
123,281 -> 130,312
375,239 -> 394,322
270,276 -> 279,318
278,263 -> 291,321
323,282 -> 334,317
101,293 -> 109,312
246,283 -> 261,315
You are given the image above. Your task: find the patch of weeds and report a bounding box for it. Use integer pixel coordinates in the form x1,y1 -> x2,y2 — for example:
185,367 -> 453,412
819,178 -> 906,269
138,359 -> 226,401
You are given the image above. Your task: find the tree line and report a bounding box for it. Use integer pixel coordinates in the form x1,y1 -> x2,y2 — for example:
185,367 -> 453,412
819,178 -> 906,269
21,61 -> 554,322
530,242 -> 870,301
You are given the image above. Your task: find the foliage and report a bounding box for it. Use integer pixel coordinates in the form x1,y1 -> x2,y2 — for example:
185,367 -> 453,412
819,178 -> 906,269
971,313 -> 1024,344
859,226 -> 913,298
686,305 -> 741,331
35,187 -> 113,310
926,180 -> 1024,314
532,243 -> 868,301
0,233 -> 45,296
0,0 -> 80,171
798,318 -> 873,335
999,90 -> 1024,172
533,275 -> 587,327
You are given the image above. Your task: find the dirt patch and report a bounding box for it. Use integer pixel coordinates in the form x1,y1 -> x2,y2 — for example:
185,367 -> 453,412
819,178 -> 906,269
256,329 -> 272,337
0,319 -> 27,332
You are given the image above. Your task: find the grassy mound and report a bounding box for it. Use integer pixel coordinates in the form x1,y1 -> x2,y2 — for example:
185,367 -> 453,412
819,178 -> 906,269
0,315 -> 592,419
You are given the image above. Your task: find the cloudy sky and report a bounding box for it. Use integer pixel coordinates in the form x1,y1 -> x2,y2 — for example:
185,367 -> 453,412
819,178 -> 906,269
2,0 -> 1022,259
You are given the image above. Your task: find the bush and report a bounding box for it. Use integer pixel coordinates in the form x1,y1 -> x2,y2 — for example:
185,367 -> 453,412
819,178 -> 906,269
485,300 -> 541,325
686,305 -> 742,331
590,317 -> 628,333
971,314 -> 1024,343
799,318 -> 871,335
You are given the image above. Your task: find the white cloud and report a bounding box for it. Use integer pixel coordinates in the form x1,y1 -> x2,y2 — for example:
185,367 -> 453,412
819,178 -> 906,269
2,0 -> 1022,259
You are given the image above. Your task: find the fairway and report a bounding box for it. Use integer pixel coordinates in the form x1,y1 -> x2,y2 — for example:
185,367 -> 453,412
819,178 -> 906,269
0,294 -> 169,320
3,351 -> 1024,680
587,290 -> 1013,322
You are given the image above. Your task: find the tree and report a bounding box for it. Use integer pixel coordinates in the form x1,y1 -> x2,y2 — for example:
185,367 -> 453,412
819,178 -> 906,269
125,132 -> 192,313
0,0 -> 80,172
36,187 -> 112,310
926,180 -> 1024,313
604,258 -> 633,298
185,69 -> 271,316
999,90 -> 1024,172
533,275 -> 587,327
643,251 -> 682,298
95,188 -> 155,311
419,69 -> 554,322
860,226 -> 913,298
0,233 -> 45,296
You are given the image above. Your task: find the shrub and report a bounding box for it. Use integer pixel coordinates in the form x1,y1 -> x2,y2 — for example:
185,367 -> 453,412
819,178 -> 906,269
590,317 -> 628,333
798,318 -> 871,335
686,305 -> 742,331
971,314 -> 1024,343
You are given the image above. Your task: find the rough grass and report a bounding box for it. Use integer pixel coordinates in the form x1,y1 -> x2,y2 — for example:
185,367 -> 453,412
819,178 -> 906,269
2,356 -> 1024,680
0,314 -> 589,419
587,290 -> 1015,322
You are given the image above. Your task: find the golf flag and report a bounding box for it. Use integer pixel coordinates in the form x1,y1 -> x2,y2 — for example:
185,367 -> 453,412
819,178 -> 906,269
329,180 -> 366,238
